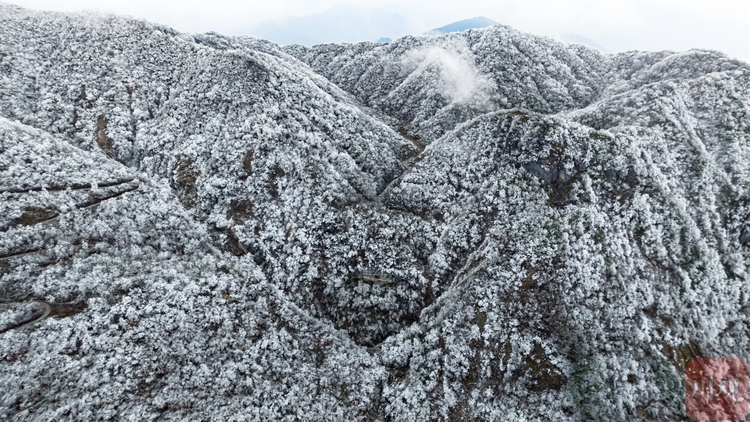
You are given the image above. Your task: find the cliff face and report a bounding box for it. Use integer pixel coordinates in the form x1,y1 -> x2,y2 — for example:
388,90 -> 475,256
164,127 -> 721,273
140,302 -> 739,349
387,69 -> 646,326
1,3 -> 750,420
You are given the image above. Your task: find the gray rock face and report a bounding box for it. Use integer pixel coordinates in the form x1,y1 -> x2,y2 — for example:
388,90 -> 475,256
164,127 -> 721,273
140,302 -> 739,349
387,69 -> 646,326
1,3 -> 750,421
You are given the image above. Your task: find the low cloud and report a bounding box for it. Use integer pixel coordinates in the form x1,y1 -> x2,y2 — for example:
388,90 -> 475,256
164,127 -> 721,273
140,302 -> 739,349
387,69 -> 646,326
404,42 -> 496,106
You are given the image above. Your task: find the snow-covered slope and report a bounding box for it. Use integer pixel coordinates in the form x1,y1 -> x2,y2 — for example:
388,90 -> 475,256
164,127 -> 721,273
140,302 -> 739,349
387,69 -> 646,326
1,2 -> 750,420
379,103 -> 750,419
0,2 -> 426,345
0,108 -> 384,421
285,26 -> 607,142
286,27 -> 748,148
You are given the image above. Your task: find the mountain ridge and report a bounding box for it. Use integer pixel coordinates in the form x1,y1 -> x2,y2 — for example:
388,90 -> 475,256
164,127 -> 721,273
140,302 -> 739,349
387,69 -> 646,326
423,16 -> 499,36
243,4 -> 411,46
1,3 -> 749,420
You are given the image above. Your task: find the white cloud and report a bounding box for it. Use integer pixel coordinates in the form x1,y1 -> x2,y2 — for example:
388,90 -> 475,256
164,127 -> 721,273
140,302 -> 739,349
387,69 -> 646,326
404,43 -> 496,105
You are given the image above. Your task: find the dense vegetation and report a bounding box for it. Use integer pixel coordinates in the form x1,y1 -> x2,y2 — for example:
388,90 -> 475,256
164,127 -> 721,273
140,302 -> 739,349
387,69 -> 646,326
1,3 -> 749,420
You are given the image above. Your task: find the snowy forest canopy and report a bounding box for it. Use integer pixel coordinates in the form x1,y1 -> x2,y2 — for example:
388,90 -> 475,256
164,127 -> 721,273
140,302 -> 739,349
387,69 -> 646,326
1,2 -> 750,420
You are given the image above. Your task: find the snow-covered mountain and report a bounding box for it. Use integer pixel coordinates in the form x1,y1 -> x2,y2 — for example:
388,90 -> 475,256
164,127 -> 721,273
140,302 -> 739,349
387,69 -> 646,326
558,33 -> 609,52
285,27 -> 607,142
1,2 -> 750,420
423,16 -> 499,36
243,4 -> 411,46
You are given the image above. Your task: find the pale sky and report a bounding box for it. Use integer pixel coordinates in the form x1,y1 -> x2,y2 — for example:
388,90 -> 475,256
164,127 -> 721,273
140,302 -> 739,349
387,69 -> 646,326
5,0 -> 750,61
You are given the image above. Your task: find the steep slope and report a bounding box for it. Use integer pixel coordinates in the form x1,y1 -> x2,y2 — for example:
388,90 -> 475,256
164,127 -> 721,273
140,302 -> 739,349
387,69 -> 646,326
0,5 -> 412,193
377,101 -> 750,419
286,26 -> 748,149
291,25 -> 750,420
0,3 -> 433,345
286,25 -> 607,142
1,3 -> 750,421
0,116 -> 386,421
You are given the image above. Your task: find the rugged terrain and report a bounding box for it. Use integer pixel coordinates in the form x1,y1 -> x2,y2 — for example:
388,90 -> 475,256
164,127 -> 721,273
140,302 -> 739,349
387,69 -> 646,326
1,2 -> 750,420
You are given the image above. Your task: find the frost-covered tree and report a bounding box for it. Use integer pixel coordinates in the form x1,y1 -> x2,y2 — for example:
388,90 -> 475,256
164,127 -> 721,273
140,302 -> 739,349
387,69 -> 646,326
1,2 -> 749,420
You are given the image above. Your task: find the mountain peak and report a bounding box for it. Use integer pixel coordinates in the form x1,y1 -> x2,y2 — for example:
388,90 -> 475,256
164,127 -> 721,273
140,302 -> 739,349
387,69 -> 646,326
2,3 -> 750,421
242,4 -> 410,46
423,16 -> 499,36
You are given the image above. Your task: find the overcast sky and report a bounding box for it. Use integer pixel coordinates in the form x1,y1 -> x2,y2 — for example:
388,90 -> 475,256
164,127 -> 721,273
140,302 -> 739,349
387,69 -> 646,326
5,0 -> 749,61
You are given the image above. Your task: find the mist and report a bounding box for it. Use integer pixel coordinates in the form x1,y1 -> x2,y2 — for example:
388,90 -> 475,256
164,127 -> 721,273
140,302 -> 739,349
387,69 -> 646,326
404,43 -> 496,106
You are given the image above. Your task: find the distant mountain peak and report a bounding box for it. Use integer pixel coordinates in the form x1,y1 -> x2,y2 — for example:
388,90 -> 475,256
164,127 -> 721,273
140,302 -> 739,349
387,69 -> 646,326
557,33 -> 609,52
243,4 -> 410,46
3,4 -> 750,421
423,16 -> 498,36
